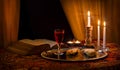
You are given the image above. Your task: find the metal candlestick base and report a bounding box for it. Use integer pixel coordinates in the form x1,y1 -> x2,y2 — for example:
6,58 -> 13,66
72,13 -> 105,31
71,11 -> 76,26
84,26 -> 93,48
98,47 -> 109,53
102,47 -> 109,52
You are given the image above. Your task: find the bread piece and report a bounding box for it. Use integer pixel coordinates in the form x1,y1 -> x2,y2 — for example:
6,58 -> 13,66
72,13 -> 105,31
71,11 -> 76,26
83,48 -> 96,58
66,48 -> 79,56
66,48 -> 84,60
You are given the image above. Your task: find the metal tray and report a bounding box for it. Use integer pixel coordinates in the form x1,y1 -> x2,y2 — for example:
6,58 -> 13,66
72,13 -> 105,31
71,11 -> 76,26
41,48 -> 108,61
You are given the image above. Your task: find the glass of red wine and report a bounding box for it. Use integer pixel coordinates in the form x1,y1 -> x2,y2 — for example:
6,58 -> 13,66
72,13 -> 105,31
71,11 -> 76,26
54,29 -> 64,55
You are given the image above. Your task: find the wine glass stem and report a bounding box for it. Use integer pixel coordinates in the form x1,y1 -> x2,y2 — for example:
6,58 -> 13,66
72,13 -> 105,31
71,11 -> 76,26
57,43 -> 61,54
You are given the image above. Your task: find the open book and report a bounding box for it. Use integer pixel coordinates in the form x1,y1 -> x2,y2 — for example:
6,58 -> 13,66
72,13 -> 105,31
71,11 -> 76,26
7,39 -> 57,55
19,39 -> 56,48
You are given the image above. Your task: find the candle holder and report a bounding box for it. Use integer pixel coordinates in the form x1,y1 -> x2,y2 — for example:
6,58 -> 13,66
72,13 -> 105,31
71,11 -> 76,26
98,46 -> 109,53
84,26 -> 94,48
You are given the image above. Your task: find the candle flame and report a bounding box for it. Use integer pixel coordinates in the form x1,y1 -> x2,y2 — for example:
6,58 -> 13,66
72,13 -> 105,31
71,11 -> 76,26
88,11 -> 90,16
67,41 -> 73,44
75,40 -> 81,44
98,20 -> 100,26
104,21 -> 106,26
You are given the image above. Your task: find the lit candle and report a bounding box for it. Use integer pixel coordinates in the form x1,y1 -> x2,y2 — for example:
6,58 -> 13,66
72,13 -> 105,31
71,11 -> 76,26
97,20 -> 100,47
67,41 -> 73,44
87,11 -> 91,27
75,40 -> 81,44
103,21 -> 106,49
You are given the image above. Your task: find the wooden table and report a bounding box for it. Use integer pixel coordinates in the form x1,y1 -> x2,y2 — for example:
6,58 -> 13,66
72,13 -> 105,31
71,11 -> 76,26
0,43 -> 120,70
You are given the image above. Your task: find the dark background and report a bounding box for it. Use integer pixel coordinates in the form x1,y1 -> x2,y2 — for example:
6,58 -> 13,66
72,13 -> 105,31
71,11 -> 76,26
18,0 -> 74,42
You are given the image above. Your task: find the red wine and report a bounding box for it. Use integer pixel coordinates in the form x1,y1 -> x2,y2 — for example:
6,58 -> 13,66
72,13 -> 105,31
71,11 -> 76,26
54,31 -> 64,43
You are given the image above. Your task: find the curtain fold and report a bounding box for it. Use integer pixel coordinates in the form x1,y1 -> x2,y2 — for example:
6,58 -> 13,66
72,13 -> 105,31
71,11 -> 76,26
0,0 -> 20,48
60,0 -> 120,45
60,0 -> 101,41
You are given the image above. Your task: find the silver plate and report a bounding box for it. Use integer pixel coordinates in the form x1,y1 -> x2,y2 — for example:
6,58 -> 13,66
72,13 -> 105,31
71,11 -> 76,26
41,48 -> 108,61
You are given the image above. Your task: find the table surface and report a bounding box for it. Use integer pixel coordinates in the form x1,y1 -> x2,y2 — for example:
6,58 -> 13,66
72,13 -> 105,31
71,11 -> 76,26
0,43 -> 120,70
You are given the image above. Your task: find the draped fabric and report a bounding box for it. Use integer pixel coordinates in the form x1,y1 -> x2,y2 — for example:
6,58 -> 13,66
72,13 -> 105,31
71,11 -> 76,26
60,0 -> 120,44
0,0 -> 20,48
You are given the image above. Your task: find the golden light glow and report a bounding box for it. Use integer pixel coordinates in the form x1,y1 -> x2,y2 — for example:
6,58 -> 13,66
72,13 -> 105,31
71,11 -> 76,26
67,41 -> 74,44
88,11 -> 90,17
74,40 -> 81,44
67,40 -> 80,44
103,21 -> 106,26
98,20 -> 100,26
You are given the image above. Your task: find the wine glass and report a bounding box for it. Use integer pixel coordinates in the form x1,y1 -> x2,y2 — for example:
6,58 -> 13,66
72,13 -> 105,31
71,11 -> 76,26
54,29 -> 64,55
